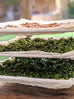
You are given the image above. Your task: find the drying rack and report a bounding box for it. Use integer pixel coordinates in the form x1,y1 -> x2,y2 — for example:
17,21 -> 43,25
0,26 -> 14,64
0,19 -> 74,89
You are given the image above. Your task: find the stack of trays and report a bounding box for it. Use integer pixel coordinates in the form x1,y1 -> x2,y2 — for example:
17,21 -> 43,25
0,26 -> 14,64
0,19 -> 74,89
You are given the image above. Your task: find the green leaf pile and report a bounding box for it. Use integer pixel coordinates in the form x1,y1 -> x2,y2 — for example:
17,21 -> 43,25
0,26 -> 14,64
1,37 -> 74,53
0,58 -> 74,79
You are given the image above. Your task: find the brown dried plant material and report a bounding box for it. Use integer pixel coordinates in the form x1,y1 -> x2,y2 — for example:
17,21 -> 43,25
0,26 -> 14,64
4,25 -> 18,29
0,22 -> 62,29
20,22 -> 62,28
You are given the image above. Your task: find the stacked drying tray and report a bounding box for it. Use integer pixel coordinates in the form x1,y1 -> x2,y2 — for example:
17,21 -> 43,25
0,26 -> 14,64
0,19 -> 74,89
